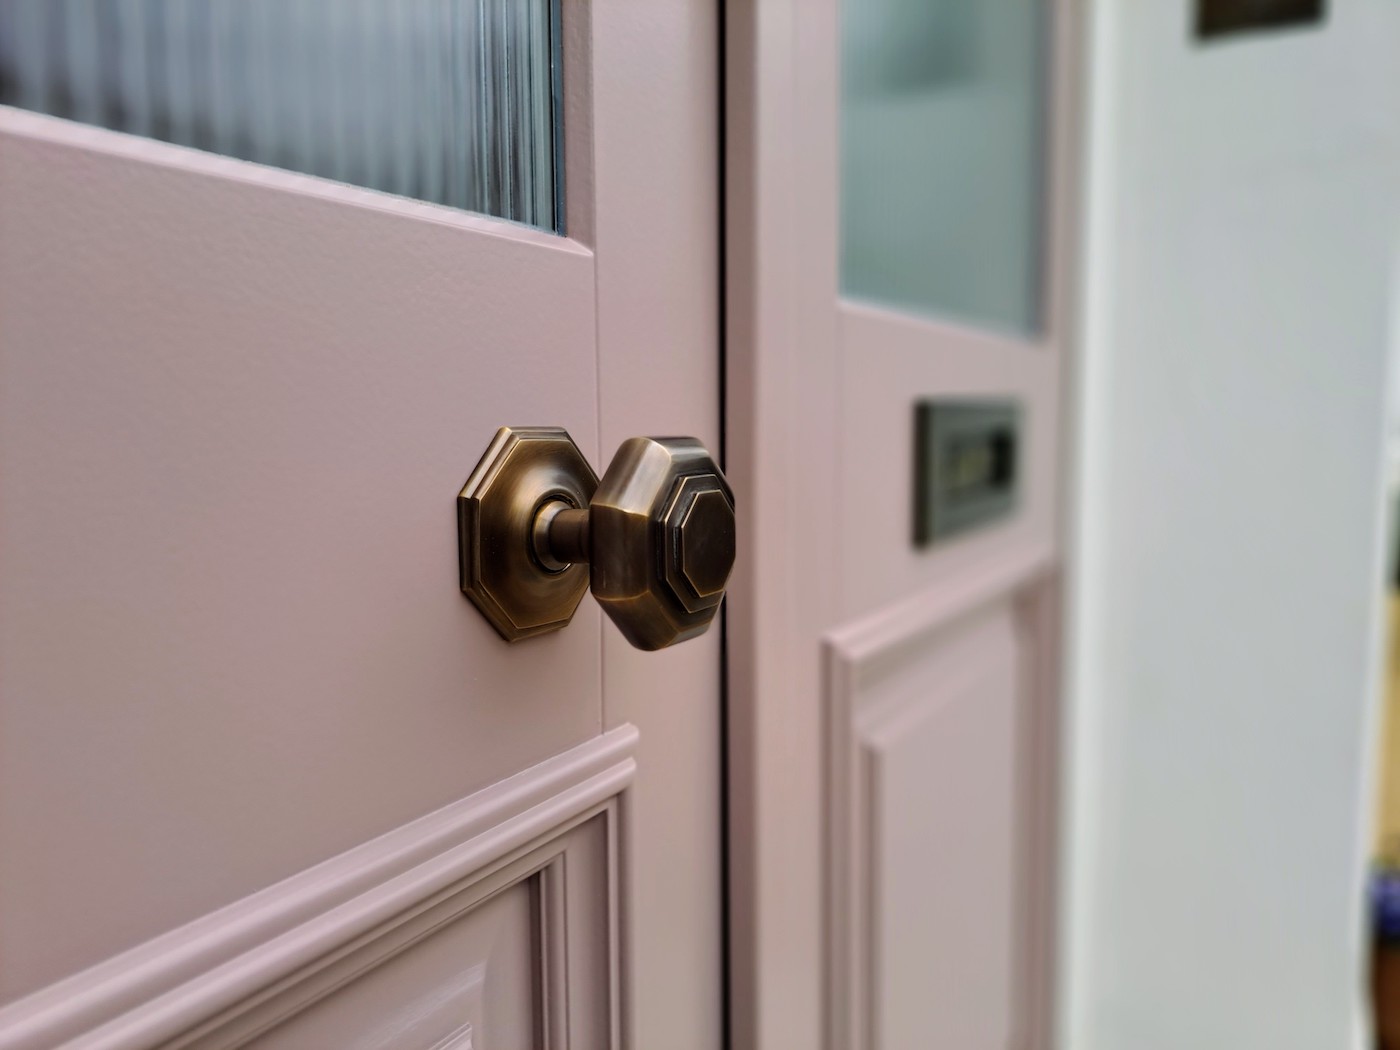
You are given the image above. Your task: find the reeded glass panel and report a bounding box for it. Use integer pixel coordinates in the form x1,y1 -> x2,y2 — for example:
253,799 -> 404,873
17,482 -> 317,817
0,0 -> 561,230
842,0 -> 1046,334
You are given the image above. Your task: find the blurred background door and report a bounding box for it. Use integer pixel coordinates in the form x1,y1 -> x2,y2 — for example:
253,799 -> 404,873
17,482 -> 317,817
731,1 -> 1400,1049
727,0 -> 1075,1046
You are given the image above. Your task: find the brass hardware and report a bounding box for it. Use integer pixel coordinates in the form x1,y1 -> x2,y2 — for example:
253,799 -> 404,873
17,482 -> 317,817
457,428 -> 598,642
458,427 -> 735,650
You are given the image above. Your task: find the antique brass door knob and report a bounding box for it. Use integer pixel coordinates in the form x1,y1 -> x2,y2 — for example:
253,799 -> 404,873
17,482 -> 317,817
458,426 -> 735,650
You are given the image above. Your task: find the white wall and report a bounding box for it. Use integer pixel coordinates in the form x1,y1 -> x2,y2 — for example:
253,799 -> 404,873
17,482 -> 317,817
1065,2 -> 1400,1047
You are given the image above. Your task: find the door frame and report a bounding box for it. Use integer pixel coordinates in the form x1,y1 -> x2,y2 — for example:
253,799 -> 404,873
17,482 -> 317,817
723,0 -> 1087,1045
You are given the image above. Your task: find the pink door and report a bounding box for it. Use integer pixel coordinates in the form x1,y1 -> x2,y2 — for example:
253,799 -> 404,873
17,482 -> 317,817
0,4 -> 723,1048
726,1 -> 1073,1045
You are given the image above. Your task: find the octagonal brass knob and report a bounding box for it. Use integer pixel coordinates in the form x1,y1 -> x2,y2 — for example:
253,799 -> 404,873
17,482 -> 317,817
458,426 -> 735,650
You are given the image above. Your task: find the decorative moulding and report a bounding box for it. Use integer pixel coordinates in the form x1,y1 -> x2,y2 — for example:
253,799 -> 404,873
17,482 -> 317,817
823,544 -> 1054,1050
0,726 -> 638,1050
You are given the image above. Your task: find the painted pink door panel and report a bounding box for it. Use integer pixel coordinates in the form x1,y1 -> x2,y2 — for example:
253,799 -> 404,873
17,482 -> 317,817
0,2 -> 721,1043
243,879 -> 537,1049
0,113 -> 600,1001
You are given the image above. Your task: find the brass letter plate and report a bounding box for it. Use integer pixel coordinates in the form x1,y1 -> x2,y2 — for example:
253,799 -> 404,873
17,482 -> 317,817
1197,0 -> 1324,39
913,400 -> 1020,547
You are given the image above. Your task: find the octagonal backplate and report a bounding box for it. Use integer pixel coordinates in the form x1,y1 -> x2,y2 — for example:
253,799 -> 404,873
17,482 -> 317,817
457,426 -> 598,642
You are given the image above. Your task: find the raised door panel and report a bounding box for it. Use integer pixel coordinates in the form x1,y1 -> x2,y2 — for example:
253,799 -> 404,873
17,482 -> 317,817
865,610 -> 1019,1049
0,728 -> 632,1050
827,556 -> 1058,1050
241,879 -> 538,1050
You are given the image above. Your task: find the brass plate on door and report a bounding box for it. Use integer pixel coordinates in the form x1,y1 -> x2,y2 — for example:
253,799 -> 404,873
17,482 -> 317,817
913,400 -> 1020,547
457,427 -> 598,642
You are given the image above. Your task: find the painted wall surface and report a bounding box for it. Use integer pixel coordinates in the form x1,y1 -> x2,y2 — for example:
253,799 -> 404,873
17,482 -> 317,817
1065,2 -> 1400,1047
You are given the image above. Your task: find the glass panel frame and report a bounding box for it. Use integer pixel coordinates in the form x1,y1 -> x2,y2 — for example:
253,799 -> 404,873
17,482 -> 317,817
0,0 -> 565,232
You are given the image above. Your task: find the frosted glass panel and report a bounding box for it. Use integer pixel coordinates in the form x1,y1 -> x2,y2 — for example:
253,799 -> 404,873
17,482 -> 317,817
842,0 -> 1045,334
0,0 -> 561,230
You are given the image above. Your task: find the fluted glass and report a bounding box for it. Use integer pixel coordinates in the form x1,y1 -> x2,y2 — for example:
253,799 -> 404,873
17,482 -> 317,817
0,0 -> 562,230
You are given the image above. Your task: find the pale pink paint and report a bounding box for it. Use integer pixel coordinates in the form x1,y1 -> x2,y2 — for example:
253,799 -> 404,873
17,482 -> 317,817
0,0 -> 722,1043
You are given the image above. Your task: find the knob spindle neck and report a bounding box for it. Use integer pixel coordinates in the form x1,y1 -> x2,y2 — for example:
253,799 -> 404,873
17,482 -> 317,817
533,500 -> 590,571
